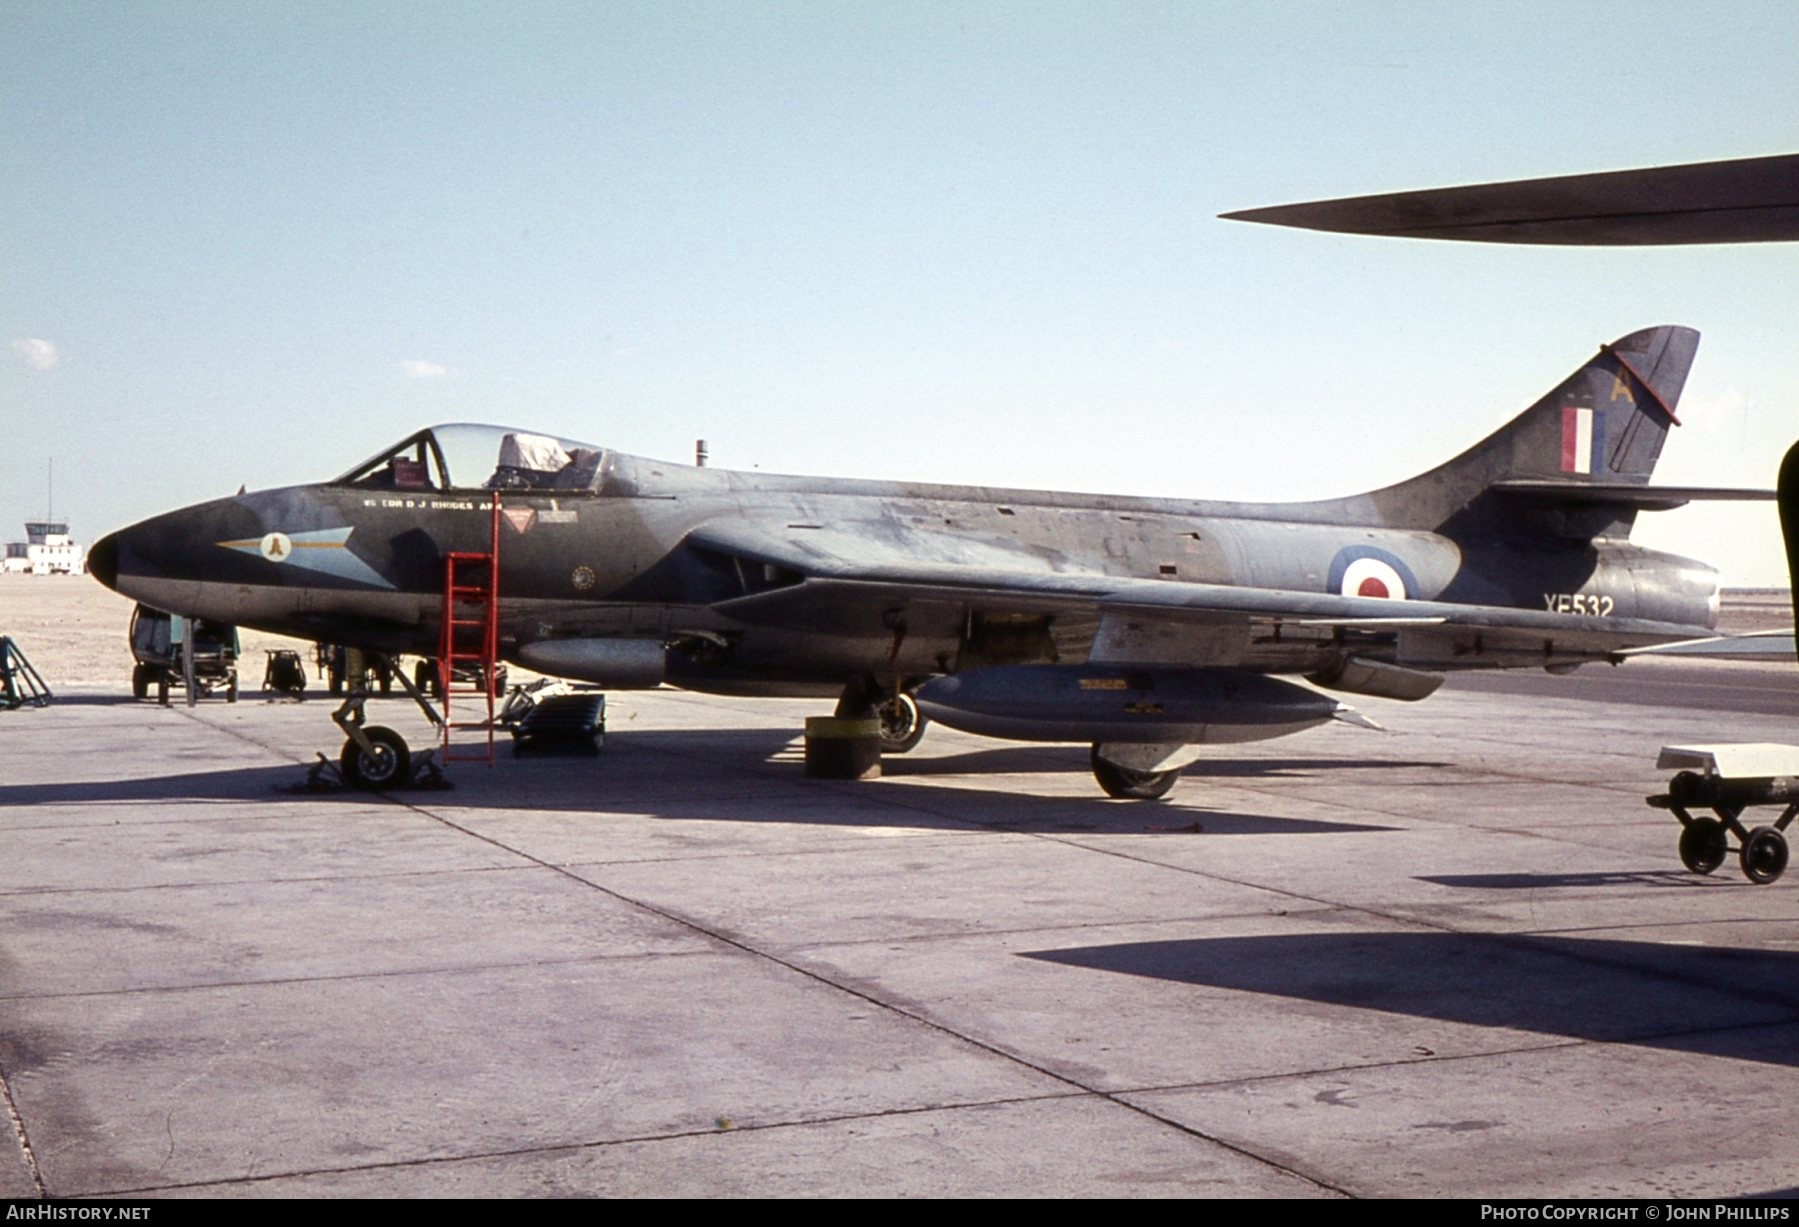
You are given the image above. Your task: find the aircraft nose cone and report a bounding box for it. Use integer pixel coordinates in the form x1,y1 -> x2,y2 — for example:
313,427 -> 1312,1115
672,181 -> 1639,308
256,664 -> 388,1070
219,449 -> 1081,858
88,531 -> 120,591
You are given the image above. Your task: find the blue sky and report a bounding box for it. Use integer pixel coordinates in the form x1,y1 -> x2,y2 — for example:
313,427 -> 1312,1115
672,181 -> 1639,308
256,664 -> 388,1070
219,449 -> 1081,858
3,1 -> 1794,583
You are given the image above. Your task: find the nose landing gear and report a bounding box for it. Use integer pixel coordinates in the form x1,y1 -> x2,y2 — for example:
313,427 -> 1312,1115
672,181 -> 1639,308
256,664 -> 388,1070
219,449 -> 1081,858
340,724 -> 412,790
328,653 -> 445,791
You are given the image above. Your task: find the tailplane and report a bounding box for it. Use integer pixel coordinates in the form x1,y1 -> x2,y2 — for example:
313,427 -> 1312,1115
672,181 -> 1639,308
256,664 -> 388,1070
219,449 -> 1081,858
1367,325 -> 1700,537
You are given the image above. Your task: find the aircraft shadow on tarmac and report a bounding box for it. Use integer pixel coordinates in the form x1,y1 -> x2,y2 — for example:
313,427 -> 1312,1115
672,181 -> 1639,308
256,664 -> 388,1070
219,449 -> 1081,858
1024,932 -> 1799,1067
879,748 -> 1449,780
0,732 -> 1403,837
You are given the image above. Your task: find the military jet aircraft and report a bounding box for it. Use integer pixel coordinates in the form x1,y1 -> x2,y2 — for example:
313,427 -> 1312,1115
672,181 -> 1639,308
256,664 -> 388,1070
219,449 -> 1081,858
89,324 -> 1771,798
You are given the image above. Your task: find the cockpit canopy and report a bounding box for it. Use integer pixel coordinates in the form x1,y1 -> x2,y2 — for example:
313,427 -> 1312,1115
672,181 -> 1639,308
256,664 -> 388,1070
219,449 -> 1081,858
335,424 -> 609,493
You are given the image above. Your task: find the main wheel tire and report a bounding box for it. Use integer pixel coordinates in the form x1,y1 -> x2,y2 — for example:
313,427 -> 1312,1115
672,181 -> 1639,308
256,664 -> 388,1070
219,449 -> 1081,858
1678,817 -> 1728,875
131,663 -> 150,700
877,692 -> 928,754
1741,826 -> 1789,884
340,726 -> 411,791
1090,746 -> 1180,800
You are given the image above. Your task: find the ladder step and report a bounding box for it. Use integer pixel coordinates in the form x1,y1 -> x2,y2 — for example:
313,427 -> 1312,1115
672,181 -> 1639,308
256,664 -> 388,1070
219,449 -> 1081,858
438,495 -> 502,768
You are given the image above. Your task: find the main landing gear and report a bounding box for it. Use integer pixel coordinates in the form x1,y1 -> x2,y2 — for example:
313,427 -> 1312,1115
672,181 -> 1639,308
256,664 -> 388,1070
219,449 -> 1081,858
1089,746 -> 1181,800
876,691 -> 928,754
837,678 -> 931,755
1650,746 -> 1799,885
832,676 -> 1195,799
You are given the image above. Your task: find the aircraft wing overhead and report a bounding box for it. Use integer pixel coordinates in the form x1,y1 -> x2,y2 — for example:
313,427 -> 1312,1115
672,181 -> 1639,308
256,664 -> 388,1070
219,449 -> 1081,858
688,520 -> 1715,665
1221,152 -> 1799,246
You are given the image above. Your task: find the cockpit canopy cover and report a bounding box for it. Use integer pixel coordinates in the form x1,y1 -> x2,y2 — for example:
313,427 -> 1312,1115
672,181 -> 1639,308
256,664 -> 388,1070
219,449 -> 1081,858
335,424 -> 608,493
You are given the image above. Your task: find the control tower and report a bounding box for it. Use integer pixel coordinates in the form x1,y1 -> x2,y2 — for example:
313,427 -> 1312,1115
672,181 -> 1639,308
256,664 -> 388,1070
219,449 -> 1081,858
2,520 -> 86,575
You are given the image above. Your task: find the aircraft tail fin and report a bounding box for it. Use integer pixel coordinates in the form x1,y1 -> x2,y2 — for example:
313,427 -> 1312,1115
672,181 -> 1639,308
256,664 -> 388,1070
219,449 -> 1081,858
1368,325 -> 1701,537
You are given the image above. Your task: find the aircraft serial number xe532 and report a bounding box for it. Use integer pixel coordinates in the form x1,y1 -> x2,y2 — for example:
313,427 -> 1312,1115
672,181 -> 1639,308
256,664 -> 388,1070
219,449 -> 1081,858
91,326 -> 1767,798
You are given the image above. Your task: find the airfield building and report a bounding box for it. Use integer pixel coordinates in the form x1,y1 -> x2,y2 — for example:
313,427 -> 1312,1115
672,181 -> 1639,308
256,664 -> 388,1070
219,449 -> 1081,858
2,520 -> 87,575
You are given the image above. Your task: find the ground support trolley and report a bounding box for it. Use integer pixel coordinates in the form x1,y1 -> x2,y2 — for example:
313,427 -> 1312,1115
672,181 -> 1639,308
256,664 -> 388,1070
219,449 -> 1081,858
1649,743 -> 1799,884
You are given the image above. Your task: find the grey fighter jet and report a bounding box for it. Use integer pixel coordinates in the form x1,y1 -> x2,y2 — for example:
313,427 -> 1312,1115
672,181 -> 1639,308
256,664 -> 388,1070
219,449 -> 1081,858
90,325 -> 1770,797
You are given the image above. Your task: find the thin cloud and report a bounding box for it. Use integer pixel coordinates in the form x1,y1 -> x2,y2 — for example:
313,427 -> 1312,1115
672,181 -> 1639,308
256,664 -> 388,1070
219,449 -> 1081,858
397,359 -> 462,379
11,338 -> 60,370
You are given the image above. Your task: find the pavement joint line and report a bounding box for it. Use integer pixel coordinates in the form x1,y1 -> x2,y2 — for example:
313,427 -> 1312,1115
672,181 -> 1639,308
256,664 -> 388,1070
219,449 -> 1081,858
773,908 -> 1346,950
0,860 -> 579,900
0,1060 -> 46,1198
817,788 -> 1390,916
0,809 -> 410,832
1112,1010 -> 1799,1104
378,791 -> 1351,1196
75,1089 -> 1107,1197
168,705 -> 314,764
0,949 -> 719,1004
1536,916 -> 1799,936
1195,779 -> 1685,854
539,841 -> 995,873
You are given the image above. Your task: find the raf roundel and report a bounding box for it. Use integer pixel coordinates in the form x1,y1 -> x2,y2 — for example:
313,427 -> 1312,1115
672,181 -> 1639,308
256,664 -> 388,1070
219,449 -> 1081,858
1339,556 -> 1406,600
1327,546 -> 1418,602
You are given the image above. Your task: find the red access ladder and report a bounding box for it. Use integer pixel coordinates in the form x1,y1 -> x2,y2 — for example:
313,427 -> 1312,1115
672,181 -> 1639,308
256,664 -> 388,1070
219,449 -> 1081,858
438,493 -> 501,764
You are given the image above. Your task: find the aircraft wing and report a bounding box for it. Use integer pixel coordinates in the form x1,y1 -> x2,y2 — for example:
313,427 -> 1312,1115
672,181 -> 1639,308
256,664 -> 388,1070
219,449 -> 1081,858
1620,631 -> 1797,659
1220,152 -> 1799,246
687,520 -> 1715,667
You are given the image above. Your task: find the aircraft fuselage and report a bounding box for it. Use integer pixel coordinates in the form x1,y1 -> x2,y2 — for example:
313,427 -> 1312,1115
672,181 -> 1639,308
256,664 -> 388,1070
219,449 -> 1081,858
91,449 -> 1720,699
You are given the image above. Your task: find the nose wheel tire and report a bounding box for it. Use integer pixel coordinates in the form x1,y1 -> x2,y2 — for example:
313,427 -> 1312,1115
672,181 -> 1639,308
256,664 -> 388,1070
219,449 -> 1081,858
1677,817 -> 1728,875
877,693 -> 928,754
1090,747 -> 1180,800
1740,826 -> 1789,885
340,726 -> 411,791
